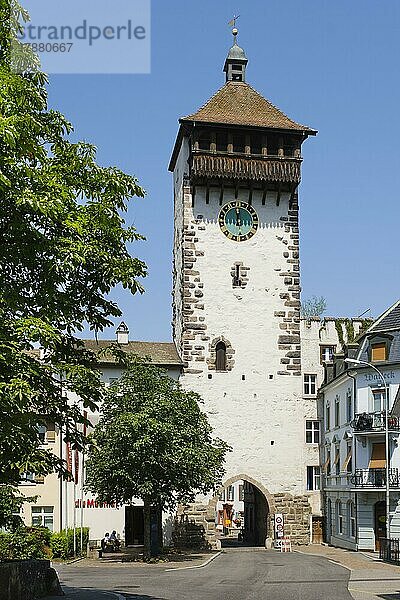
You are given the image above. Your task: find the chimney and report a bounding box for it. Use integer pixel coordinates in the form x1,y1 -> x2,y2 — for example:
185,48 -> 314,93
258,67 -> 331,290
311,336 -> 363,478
116,321 -> 129,345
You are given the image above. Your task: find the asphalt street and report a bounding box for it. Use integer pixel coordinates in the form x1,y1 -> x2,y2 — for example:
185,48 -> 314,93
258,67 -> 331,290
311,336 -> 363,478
54,548 -> 353,600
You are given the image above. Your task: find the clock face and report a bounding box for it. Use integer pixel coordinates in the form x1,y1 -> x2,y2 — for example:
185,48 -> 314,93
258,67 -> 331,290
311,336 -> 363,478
218,201 -> 259,242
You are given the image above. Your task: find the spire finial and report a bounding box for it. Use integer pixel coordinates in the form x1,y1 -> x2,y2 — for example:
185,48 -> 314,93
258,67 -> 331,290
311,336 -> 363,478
228,15 -> 240,45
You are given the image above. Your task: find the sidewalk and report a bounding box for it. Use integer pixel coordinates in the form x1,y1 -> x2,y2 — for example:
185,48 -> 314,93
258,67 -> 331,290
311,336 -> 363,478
299,544 -> 400,600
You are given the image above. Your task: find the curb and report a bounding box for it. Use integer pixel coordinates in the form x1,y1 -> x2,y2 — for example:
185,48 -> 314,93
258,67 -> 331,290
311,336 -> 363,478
294,549 -> 353,573
164,551 -> 223,572
65,557 -> 85,565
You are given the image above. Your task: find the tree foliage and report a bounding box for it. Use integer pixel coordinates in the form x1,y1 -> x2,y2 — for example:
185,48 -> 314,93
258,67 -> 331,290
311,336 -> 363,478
0,1 -> 147,495
300,295 -> 327,318
85,357 -> 230,514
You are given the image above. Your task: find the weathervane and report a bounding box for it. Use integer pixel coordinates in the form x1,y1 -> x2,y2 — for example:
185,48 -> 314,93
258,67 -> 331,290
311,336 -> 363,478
228,14 -> 240,44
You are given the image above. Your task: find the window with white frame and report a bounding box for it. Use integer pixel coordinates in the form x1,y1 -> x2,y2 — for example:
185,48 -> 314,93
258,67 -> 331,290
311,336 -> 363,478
349,501 -> 356,537
320,345 -> 335,364
335,395 -> 340,427
346,389 -> 353,423
304,374 -> 317,396
334,445 -> 340,475
337,501 -> 343,534
372,388 -> 385,413
306,420 -> 320,444
324,447 -> 331,475
325,402 -> 331,431
227,485 -> 234,502
343,441 -> 352,474
306,466 -> 321,490
238,484 -> 244,502
31,506 -> 54,531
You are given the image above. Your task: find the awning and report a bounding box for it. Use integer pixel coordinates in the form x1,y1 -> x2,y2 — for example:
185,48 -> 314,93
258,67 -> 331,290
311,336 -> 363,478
369,443 -> 386,468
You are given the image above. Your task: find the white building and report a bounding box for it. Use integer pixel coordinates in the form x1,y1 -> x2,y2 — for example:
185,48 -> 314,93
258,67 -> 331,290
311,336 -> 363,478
320,301 -> 400,551
19,325 -> 182,544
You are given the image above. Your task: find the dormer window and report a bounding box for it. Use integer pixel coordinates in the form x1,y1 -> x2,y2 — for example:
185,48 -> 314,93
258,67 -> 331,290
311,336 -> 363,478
371,342 -> 387,362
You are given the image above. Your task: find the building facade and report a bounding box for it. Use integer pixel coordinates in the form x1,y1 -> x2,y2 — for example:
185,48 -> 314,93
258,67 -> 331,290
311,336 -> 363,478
19,325 -> 182,544
321,301 -> 400,551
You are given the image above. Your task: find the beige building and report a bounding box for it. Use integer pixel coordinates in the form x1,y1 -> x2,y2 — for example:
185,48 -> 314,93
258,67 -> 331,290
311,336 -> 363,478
19,326 -> 182,543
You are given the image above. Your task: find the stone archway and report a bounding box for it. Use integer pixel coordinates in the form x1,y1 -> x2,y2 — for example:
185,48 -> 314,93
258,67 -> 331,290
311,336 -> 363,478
209,474 -> 274,548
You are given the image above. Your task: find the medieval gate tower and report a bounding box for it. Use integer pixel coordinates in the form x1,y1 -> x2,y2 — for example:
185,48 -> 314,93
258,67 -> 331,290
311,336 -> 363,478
170,28 -> 317,545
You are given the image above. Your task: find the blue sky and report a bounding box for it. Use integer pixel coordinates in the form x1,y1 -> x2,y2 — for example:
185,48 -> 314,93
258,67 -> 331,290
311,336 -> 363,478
45,0 -> 400,341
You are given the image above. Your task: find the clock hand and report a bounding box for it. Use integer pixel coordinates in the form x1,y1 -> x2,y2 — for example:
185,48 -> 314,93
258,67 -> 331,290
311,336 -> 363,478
235,207 -> 242,233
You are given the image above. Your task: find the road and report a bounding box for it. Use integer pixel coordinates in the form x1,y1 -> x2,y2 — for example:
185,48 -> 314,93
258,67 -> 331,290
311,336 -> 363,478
54,548 -> 353,600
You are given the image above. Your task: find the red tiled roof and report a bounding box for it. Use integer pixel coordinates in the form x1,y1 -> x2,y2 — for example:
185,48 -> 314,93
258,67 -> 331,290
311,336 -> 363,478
82,340 -> 183,367
181,81 -> 316,133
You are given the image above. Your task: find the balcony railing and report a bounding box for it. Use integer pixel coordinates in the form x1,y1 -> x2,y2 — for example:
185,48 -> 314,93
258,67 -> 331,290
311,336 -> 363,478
350,468 -> 400,488
190,152 -> 302,184
351,412 -> 400,433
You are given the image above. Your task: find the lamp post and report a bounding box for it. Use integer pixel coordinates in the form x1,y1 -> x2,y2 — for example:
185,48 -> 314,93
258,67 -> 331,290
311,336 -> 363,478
345,358 -> 390,540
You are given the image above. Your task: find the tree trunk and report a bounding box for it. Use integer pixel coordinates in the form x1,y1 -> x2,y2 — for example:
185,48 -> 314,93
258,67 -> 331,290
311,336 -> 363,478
157,503 -> 163,552
143,498 -> 151,559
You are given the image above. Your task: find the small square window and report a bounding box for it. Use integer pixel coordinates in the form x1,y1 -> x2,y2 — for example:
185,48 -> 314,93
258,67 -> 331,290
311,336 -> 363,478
320,345 -> 335,364
304,374 -> 317,396
305,420 -> 320,444
306,466 -> 321,491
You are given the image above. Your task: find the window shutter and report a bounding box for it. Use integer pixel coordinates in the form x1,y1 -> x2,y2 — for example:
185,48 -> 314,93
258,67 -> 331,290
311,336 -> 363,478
372,343 -> 386,362
369,443 -> 386,468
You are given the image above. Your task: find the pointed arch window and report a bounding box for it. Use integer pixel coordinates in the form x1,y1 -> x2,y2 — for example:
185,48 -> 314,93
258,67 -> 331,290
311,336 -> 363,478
216,342 -> 227,372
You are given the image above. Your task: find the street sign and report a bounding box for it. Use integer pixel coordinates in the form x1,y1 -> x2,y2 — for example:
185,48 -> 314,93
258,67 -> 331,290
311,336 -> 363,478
274,513 -> 284,539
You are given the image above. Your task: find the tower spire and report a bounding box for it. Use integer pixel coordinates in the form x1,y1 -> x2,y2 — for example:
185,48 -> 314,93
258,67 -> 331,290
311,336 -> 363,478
224,17 -> 248,83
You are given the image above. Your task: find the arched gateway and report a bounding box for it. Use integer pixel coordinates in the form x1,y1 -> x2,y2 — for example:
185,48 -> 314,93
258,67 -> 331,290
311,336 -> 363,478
175,475 -> 275,549
212,475 -> 274,547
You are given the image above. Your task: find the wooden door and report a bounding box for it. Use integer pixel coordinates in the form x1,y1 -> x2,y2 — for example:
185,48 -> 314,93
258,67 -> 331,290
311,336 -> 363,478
312,517 -> 323,544
374,501 -> 386,551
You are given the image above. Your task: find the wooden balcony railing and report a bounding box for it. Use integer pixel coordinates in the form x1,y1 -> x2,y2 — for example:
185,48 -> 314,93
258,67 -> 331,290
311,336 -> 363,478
190,152 -> 302,184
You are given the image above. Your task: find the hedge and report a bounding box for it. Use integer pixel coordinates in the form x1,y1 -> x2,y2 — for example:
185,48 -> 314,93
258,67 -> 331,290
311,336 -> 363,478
0,527 -> 89,561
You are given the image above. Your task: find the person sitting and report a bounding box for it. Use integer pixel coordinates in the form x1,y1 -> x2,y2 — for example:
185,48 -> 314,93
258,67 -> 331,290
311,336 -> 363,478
101,532 -> 110,551
109,530 -> 121,550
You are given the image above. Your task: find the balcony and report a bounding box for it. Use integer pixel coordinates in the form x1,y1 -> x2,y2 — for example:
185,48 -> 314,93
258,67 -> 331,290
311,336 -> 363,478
190,152 -> 302,184
351,468 -> 400,488
351,412 -> 400,433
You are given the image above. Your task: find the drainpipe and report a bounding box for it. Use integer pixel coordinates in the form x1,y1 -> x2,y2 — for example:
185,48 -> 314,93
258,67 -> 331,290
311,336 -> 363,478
347,370 -> 358,548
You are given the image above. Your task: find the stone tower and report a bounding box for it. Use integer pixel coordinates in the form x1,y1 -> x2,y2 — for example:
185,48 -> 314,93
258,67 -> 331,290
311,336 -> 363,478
169,30 -> 317,545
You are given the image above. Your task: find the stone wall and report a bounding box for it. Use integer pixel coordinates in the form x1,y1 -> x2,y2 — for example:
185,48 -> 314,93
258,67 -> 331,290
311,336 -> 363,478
173,502 -> 218,550
273,493 -> 311,545
0,560 -> 62,600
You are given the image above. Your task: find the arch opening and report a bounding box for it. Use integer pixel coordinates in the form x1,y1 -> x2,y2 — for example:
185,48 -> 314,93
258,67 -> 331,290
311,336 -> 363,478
213,475 -> 271,547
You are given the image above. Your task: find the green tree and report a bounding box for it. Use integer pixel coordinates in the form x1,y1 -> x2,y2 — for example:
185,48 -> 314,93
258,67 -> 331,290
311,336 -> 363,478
85,358 -> 230,556
0,0 -> 147,517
